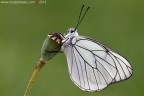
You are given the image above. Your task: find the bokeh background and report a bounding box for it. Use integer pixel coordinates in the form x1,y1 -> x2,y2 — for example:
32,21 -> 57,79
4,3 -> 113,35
0,0 -> 144,96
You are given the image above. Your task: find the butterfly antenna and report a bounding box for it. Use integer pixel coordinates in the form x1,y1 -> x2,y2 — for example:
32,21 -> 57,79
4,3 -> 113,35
74,5 -> 90,31
77,5 -> 85,26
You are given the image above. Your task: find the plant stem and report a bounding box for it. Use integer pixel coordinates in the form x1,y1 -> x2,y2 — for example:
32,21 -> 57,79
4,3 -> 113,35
24,58 -> 46,96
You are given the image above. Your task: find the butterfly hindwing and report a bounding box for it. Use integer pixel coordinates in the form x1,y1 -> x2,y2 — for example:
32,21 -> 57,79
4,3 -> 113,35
63,36 -> 132,91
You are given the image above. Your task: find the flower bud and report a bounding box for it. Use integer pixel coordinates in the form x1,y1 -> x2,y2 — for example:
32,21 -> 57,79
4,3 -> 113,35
41,33 -> 64,61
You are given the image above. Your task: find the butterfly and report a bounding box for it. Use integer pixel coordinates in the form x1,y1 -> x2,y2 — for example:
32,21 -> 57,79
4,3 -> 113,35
48,5 -> 133,92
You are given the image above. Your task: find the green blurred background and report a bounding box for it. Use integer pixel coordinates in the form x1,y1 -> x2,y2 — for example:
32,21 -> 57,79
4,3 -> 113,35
0,0 -> 143,96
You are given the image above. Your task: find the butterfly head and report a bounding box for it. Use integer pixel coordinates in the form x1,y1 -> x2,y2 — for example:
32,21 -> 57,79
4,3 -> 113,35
65,28 -> 78,38
68,28 -> 77,33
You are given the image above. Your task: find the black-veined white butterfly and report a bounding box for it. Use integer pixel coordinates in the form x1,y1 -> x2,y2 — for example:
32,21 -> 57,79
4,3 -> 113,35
48,5 -> 133,92
60,28 -> 133,91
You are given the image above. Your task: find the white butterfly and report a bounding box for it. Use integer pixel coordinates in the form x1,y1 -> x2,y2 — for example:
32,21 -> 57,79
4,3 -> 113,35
61,28 -> 132,91
47,5 -> 133,92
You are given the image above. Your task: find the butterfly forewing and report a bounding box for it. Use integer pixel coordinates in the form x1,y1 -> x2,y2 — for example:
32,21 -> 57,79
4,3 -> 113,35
63,36 -> 132,91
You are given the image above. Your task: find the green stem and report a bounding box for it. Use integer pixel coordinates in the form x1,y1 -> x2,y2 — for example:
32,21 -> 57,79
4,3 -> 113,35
24,58 -> 46,96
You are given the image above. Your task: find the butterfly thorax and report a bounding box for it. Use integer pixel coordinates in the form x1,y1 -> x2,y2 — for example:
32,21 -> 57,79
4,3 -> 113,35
62,28 -> 78,46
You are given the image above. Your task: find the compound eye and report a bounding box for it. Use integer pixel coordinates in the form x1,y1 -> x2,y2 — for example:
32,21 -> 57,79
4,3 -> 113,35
70,30 -> 75,33
70,28 -> 76,33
